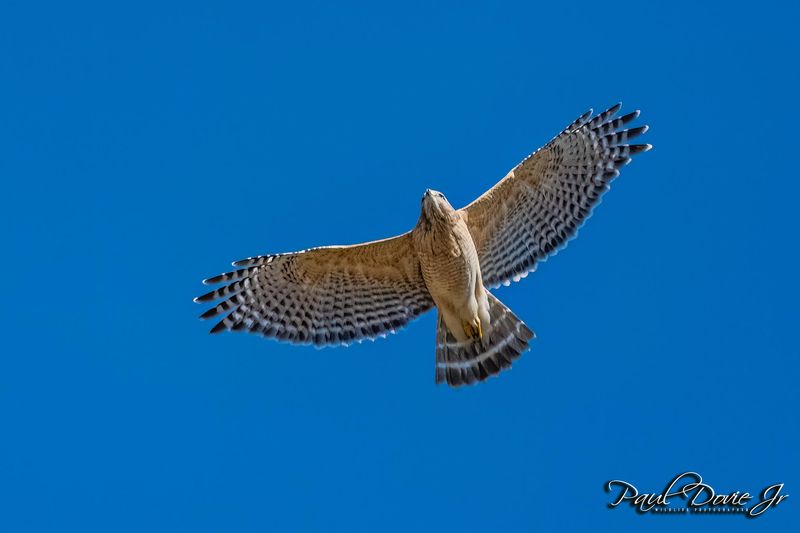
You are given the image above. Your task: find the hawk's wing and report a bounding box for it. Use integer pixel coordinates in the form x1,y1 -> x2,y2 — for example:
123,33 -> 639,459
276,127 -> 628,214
460,104 -> 651,289
195,232 -> 433,346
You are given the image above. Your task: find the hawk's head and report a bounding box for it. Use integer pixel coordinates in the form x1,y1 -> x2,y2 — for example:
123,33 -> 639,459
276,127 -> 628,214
420,189 -> 455,223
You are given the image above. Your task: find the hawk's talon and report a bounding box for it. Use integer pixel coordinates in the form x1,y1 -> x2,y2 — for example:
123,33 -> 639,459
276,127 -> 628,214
463,317 -> 483,340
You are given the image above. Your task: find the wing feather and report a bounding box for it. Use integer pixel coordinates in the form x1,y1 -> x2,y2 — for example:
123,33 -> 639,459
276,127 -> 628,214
195,233 -> 434,345
460,104 -> 651,288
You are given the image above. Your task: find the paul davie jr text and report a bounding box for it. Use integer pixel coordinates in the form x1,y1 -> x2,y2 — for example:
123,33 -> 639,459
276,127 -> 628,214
606,472 -> 788,518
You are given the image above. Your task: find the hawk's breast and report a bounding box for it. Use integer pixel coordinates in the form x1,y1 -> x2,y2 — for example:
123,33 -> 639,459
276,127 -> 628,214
415,218 -> 482,307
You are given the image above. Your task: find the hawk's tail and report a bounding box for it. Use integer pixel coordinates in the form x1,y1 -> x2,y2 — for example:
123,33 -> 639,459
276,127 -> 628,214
435,291 -> 535,386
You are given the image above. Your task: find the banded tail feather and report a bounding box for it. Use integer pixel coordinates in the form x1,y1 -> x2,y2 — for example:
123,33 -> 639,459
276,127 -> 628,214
435,292 -> 534,387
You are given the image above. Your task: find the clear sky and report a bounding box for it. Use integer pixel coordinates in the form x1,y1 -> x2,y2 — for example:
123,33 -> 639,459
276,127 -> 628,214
1,1 -> 798,532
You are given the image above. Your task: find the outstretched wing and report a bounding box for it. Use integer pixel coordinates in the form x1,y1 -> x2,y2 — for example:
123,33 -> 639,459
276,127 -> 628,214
195,233 -> 434,346
460,103 -> 651,289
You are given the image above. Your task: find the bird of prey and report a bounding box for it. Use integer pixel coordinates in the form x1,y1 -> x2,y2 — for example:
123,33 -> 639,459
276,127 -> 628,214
195,103 -> 651,386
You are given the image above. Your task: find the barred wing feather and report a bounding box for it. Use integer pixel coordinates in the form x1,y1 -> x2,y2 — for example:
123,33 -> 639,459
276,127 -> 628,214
460,103 -> 651,289
195,233 -> 434,346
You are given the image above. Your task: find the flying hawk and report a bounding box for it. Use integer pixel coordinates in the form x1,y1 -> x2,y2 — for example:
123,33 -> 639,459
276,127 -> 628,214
195,103 -> 651,386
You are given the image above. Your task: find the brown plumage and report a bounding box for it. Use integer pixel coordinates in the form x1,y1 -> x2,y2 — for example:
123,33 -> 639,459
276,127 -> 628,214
195,103 -> 651,386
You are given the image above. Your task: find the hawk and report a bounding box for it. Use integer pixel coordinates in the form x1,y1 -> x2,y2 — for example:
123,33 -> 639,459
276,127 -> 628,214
195,104 -> 651,386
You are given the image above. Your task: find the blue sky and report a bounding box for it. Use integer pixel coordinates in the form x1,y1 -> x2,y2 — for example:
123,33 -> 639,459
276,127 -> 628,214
1,1 -> 798,531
